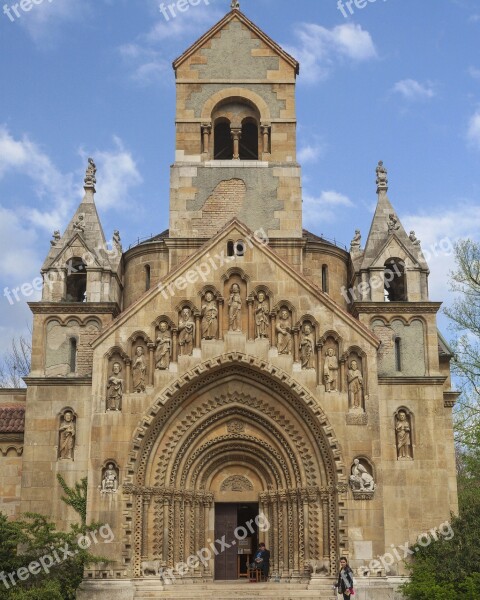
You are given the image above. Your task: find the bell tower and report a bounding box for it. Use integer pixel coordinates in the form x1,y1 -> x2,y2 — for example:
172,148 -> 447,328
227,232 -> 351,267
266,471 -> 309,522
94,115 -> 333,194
169,4 -> 302,239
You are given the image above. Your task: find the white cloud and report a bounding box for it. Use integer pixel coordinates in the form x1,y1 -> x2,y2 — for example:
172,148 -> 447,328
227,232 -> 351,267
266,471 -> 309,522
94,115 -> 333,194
467,109 -> 480,148
303,190 -> 353,225
81,137 -> 143,210
393,79 -> 436,101
119,44 -> 170,85
468,66 -> 480,80
402,203 -> 480,303
285,22 -> 377,84
298,142 -> 325,164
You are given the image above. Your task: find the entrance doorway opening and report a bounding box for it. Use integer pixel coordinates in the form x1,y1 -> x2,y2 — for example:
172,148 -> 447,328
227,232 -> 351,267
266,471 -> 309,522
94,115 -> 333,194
214,502 -> 259,581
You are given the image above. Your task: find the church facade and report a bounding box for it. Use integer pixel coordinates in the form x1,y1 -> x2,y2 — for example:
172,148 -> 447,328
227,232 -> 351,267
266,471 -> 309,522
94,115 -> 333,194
0,5 -> 459,600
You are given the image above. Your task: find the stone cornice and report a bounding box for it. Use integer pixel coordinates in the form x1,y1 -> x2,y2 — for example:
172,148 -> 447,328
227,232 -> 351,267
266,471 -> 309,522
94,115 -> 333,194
444,391 -> 461,408
23,377 -> 92,386
378,376 -> 447,385
28,302 -> 120,316
351,302 -> 442,317
0,389 -> 26,396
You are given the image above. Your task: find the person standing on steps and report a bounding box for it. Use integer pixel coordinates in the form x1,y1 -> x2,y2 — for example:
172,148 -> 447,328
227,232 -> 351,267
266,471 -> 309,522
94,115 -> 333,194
334,556 -> 354,598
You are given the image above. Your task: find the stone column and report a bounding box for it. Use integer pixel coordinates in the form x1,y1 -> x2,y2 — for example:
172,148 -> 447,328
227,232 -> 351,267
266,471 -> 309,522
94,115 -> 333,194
247,297 -> 255,341
231,128 -> 242,160
261,123 -> 271,155
125,359 -> 131,394
201,123 -> 212,157
172,328 -> 178,363
194,312 -> 201,349
340,358 -> 346,394
218,298 -> 224,340
142,492 -> 152,558
316,343 -> 323,386
270,311 -> 277,349
163,496 -> 170,565
321,492 -> 329,560
147,343 -> 155,386
293,327 -> 300,363
203,498 -> 213,578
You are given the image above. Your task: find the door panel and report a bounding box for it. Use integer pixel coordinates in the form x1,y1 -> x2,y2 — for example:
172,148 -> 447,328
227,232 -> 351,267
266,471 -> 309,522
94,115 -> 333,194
214,504 -> 238,580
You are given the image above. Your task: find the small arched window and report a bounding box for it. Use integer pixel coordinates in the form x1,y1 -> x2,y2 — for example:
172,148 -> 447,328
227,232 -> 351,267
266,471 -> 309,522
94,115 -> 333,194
65,258 -> 87,302
145,265 -> 151,291
321,265 -> 329,293
395,337 -> 402,372
69,338 -> 77,374
214,120 -> 233,160
240,120 -> 259,160
227,241 -> 235,257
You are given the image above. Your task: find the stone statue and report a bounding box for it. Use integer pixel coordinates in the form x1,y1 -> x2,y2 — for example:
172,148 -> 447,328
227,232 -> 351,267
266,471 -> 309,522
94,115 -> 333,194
101,463 -> 118,493
255,292 -> 269,339
113,230 -> 122,250
201,292 -> 218,340
300,323 -> 315,370
350,459 -> 375,491
155,322 -> 171,370
58,411 -> 75,460
323,348 -> 339,392
107,362 -> 123,411
350,229 -> 361,252
347,360 -> 363,409
276,309 -> 292,355
409,231 -> 421,247
387,213 -> 400,233
396,410 -> 413,459
73,214 -> 85,234
84,157 -> 97,187
50,230 -> 61,246
376,160 -> 388,188
228,284 -> 242,332
231,0 -> 240,8
178,308 -> 195,356
132,346 -> 147,393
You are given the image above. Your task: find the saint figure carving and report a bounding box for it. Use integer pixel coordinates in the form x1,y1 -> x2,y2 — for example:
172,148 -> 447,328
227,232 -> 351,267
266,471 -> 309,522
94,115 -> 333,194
59,411 -> 75,460
300,324 -> 315,370
396,410 -> 413,459
132,346 -> 147,393
178,308 -> 195,356
101,464 -> 118,493
107,362 -> 123,411
348,360 -> 363,409
201,292 -> 218,340
255,292 -> 269,339
324,348 -> 339,392
155,322 -> 171,370
276,309 -> 292,355
228,284 -> 242,332
350,459 -> 375,491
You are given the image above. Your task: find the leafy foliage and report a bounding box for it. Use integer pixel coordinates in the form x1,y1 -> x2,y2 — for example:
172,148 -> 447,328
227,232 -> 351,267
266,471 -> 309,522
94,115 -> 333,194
56,474 -> 88,527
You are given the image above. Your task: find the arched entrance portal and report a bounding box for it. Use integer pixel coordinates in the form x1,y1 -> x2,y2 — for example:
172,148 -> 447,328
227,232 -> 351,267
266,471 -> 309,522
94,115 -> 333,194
123,356 -> 348,582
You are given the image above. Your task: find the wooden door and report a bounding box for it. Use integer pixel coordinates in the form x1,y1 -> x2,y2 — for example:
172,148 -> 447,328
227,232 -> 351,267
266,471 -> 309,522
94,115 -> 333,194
214,504 -> 238,580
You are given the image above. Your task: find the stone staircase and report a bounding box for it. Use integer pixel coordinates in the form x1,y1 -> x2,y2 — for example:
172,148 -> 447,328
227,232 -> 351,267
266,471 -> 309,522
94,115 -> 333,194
133,579 -> 338,600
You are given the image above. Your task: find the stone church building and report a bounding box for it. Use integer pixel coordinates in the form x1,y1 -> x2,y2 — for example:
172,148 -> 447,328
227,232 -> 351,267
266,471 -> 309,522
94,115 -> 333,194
0,4 -> 458,599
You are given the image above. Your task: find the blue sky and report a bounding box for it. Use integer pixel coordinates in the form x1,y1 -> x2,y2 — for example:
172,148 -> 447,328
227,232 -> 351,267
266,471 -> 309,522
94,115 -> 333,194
0,0 -> 480,351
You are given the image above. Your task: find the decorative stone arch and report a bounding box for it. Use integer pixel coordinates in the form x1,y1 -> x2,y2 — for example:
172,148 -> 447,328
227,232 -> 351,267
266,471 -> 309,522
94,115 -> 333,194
201,88 -> 272,125
122,353 -> 348,580
272,299 -> 297,323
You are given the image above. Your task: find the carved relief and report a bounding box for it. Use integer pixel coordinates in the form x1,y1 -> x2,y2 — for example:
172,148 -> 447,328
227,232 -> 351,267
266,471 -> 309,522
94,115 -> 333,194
395,409 -> 413,460
276,308 -> 292,355
220,475 -> 253,492
178,307 -> 195,356
155,322 -> 172,370
347,359 -> 364,411
101,462 -> 119,494
254,291 -> 269,339
107,361 -> 124,411
132,346 -> 147,393
226,419 -> 245,434
323,348 -> 339,392
349,458 -> 376,499
300,322 -> 315,370
228,283 -> 242,332
201,292 -> 218,340
58,410 -> 76,460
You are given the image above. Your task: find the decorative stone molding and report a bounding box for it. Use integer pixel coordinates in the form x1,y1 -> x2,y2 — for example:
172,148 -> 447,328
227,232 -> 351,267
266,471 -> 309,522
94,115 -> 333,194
346,412 -> 368,426
220,475 -> 253,491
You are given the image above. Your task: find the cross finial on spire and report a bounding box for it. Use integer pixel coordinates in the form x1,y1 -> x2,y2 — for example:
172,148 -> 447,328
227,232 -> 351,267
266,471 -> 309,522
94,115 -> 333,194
231,0 -> 240,9
84,157 -> 97,190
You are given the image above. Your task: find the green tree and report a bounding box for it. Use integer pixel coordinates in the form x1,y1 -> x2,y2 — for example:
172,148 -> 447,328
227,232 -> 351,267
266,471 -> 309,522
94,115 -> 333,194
56,475 -> 88,527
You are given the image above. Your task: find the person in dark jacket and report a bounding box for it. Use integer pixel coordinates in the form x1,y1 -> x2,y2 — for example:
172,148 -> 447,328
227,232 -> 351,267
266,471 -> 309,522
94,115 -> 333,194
334,556 -> 354,598
251,543 -> 270,578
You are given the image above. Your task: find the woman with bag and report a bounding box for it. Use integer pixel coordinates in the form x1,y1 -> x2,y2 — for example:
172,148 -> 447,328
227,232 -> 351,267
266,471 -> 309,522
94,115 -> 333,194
334,557 -> 354,598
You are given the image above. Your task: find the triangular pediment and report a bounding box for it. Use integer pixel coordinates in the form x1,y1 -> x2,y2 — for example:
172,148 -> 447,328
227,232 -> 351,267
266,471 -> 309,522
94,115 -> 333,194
173,10 -> 299,75
43,233 -> 104,271
369,234 -> 422,270
93,218 -> 378,349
